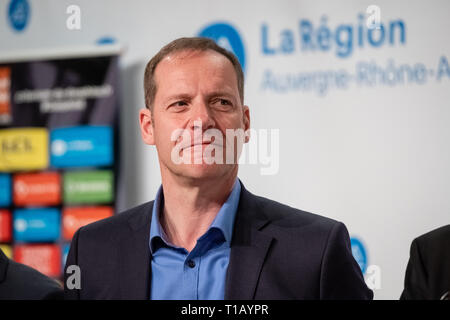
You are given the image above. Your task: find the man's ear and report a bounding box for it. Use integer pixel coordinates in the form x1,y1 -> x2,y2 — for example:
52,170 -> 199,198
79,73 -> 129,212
243,105 -> 250,143
139,108 -> 155,145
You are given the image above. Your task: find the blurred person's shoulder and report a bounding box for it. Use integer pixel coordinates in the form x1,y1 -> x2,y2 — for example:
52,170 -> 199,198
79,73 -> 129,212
414,224 -> 450,251
0,249 -> 63,300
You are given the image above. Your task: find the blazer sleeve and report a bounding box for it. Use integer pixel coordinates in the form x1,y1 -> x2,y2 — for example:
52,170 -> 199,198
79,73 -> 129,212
400,238 -> 428,300
319,222 -> 373,300
64,227 -> 82,300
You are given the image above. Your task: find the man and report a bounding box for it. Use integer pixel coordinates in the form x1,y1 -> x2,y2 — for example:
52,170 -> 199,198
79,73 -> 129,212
400,224 -> 450,300
64,37 -> 372,300
0,248 -> 63,300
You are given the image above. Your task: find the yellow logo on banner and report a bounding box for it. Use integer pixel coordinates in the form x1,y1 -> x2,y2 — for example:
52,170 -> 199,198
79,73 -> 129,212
0,128 -> 48,171
0,244 -> 12,259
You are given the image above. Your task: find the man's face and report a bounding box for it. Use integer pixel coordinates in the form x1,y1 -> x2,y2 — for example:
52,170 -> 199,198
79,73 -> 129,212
140,49 -> 250,181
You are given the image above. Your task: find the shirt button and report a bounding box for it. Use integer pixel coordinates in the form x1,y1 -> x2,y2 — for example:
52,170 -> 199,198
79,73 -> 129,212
187,260 -> 196,268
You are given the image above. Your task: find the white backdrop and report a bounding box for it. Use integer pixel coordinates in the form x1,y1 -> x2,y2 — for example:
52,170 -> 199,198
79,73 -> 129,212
1,0 -> 449,299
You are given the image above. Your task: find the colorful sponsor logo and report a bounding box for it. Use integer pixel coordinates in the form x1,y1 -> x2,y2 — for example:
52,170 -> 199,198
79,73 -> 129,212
62,243 -> 70,271
13,208 -> 60,242
0,67 -> 12,125
14,244 -> 61,278
50,126 -> 113,168
63,170 -> 113,204
8,0 -> 30,32
0,210 -> 12,242
0,128 -> 49,171
0,244 -> 12,259
96,36 -> 117,45
13,172 -> 61,206
62,206 -> 113,240
350,237 -> 368,274
0,174 -> 11,206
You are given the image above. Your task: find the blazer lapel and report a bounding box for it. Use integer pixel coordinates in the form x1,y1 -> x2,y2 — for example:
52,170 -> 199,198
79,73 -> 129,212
225,184 -> 273,299
118,202 -> 153,300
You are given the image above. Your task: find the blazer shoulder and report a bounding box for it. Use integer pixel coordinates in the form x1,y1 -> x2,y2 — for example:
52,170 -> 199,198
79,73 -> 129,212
248,191 -> 340,232
78,201 -> 154,239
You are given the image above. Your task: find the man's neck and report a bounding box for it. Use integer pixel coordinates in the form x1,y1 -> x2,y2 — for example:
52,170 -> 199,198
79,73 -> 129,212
159,167 -> 238,252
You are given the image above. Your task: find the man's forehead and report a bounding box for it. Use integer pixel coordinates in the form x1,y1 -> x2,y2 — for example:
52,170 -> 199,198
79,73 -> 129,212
154,49 -> 235,78
161,49 -> 228,64
154,49 -> 238,88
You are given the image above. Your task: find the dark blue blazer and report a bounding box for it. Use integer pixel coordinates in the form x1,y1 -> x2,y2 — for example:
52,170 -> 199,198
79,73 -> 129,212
64,182 -> 373,300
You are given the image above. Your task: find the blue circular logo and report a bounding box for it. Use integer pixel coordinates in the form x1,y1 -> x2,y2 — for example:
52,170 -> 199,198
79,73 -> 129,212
350,237 -> 368,274
96,36 -> 117,45
8,0 -> 30,32
198,22 -> 246,73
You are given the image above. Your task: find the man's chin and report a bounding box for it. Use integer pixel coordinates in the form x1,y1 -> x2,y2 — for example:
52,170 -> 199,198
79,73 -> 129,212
170,163 -> 234,181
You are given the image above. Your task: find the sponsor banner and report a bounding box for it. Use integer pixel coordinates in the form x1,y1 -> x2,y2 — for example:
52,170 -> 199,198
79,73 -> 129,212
63,170 -> 113,204
1,53 -> 120,279
13,208 -> 60,242
0,244 -> 12,259
50,126 -> 113,168
14,244 -> 61,278
0,209 -> 11,242
0,173 -> 11,206
62,206 -> 113,240
0,128 -> 48,171
13,172 -> 61,206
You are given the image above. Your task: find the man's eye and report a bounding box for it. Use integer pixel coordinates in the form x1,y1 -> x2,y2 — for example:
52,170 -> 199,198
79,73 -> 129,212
172,101 -> 187,107
214,99 -> 231,106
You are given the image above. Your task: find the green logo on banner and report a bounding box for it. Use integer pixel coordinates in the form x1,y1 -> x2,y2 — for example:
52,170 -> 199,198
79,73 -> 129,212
63,170 -> 113,204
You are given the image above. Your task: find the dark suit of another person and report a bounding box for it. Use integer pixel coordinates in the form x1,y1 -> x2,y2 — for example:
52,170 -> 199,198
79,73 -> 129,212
0,248 -> 63,300
400,224 -> 450,300
64,181 -> 373,300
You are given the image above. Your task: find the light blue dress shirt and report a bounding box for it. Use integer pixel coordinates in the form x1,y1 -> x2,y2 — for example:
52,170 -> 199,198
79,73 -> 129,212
149,179 -> 241,300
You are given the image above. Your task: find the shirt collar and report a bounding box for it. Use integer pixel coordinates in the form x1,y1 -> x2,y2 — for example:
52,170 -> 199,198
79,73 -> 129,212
149,179 -> 241,254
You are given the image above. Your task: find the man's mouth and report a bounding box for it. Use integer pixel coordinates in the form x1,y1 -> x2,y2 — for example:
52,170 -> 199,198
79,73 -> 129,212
181,141 -> 223,150
182,141 -> 223,150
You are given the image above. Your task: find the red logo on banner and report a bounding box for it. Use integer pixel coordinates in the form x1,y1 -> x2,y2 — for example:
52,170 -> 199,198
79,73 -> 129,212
13,172 -> 61,206
62,206 -> 113,240
14,244 -> 61,278
0,67 -> 11,125
0,210 -> 11,242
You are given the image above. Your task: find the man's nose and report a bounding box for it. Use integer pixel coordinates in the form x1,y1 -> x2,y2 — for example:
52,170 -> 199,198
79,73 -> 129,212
189,100 -> 215,130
